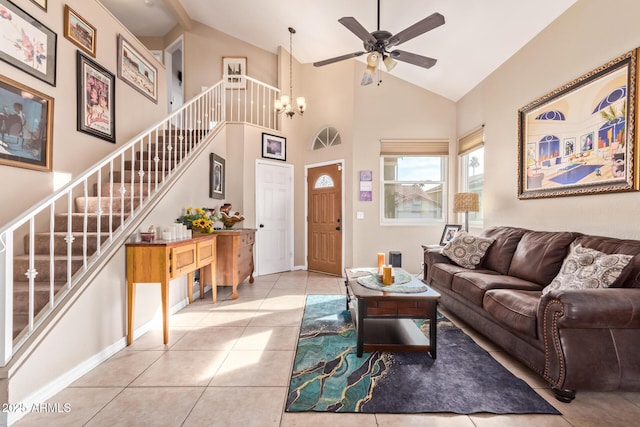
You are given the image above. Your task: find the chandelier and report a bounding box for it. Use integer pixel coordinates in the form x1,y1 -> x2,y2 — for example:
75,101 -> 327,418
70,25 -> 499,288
275,27 -> 306,118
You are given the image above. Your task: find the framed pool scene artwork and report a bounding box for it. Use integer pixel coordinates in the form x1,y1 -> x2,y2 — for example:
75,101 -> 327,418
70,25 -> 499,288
0,74 -> 53,172
518,49 -> 639,199
118,35 -> 158,103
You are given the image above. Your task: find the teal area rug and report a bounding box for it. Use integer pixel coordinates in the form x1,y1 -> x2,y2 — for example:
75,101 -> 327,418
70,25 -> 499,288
286,295 -> 560,415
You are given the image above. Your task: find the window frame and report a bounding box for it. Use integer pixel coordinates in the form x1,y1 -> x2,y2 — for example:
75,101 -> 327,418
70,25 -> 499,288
459,146 -> 484,225
379,154 -> 449,226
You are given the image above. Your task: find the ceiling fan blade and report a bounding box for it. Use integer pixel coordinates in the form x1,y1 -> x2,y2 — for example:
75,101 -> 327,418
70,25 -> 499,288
390,50 -> 437,69
338,17 -> 377,46
313,51 -> 366,67
387,13 -> 445,47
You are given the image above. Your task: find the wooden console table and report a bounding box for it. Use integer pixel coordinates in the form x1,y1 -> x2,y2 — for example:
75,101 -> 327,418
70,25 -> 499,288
125,234 -> 217,345
215,229 -> 256,299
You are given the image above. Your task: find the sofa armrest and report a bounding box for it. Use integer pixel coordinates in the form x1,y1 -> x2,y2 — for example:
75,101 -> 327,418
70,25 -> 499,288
540,288 -> 640,392
540,288 -> 640,329
423,248 -> 452,282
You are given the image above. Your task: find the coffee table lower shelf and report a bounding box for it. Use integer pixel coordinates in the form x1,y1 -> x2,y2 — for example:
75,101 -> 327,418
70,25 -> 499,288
348,307 -> 433,355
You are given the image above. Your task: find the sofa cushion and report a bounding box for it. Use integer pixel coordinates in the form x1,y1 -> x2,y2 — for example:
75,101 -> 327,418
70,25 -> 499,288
508,230 -> 580,286
430,263 -> 469,289
483,289 -> 540,338
542,244 -> 634,295
574,235 -> 640,288
442,231 -> 495,269
479,226 -> 528,274
451,272 -> 543,307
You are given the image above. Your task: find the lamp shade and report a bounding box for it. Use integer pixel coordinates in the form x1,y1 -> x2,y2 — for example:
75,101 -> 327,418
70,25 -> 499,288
453,192 -> 479,213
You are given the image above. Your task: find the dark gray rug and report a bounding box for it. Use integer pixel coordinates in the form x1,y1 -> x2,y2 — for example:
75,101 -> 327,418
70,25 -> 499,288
285,294 -> 560,415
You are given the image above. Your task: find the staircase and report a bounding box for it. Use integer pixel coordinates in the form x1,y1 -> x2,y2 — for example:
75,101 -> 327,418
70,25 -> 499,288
0,75 -> 280,369
11,129 -> 209,340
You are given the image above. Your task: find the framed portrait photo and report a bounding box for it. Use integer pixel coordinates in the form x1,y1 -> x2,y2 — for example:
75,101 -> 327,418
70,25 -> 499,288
118,35 -> 158,103
0,74 -> 53,171
64,5 -> 96,57
440,224 -> 461,246
262,133 -> 286,161
77,51 -> 115,143
209,153 -> 225,199
222,56 -> 246,89
0,0 -> 56,86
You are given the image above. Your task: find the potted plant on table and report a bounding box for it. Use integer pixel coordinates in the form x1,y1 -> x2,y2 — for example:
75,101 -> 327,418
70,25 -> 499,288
177,207 -> 221,233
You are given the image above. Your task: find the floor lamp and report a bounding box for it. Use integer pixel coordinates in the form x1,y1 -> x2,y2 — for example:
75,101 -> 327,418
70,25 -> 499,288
453,192 -> 479,232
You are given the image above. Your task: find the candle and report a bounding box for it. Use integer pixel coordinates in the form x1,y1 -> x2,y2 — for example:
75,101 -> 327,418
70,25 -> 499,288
382,265 -> 393,285
377,253 -> 385,275
162,231 -> 172,241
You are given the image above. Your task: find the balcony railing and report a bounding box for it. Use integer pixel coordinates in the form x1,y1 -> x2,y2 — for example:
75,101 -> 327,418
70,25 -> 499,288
0,75 -> 280,365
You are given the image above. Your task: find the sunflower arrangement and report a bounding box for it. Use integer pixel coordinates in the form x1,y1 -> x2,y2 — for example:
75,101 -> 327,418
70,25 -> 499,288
177,207 -> 221,233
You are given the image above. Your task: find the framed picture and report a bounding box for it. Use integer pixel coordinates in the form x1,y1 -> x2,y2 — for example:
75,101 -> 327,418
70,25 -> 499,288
0,74 -> 53,172
222,57 -> 246,89
518,49 -> 639,199
209,153 -> 225,199
64,5 -> 96,57
117,35 -> 158,103
0,0 -> 56,86
29,0 -> 46,11
440,224 -> 461,246
262,133 -> 286,161
77,51 -> 115,143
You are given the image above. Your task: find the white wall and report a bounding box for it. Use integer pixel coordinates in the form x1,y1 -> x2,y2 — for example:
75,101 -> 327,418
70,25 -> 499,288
457,0 -> 640,238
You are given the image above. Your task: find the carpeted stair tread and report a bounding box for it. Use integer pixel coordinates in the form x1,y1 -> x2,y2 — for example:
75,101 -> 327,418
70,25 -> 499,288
111,170 -> 164,183
24,232 -> 112,255
55,213 -> 126,232
74,196 -> 141,213
13,255 -> 85,282
94,182 -> 151,197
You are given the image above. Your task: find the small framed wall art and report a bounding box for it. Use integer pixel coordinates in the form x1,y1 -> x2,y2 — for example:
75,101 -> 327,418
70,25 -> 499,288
118,35 -> 158,103
222,57 -> 247,89
64,5 -> 96,57
210,153 -> 225,199
262,133 -> 286,161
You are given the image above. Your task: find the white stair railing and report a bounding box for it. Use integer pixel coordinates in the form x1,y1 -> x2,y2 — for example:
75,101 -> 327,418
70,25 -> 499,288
0,76 -> 280,365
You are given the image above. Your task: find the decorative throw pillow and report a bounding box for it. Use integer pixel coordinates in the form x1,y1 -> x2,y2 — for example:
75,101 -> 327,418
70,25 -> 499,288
542,244 -> 634,295
442,231 -> 495,269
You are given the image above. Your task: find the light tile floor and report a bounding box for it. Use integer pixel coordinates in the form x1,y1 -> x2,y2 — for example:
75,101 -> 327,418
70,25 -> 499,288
14,271 -> 640,426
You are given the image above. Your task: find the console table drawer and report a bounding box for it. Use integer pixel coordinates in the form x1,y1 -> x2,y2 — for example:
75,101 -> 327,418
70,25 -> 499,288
171,243 -> 197,277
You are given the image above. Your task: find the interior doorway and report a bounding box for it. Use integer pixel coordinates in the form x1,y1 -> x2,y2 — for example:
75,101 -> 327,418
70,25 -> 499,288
306,162 -> 343,276
255,160 -> 294,276
164,36 -> 184,124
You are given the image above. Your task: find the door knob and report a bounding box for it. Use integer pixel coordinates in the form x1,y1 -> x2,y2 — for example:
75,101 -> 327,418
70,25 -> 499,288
259,224 -> 264,228
336,226 -> 341,231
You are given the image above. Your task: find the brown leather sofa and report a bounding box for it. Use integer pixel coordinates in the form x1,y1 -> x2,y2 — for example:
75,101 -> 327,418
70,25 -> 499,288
423,226 -> 640,402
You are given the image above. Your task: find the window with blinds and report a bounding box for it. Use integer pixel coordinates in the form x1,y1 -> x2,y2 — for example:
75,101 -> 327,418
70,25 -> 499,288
379,139 -> 449,224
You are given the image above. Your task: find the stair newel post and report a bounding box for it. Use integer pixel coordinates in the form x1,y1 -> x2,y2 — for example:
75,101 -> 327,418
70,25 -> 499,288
0,230 -> 14,365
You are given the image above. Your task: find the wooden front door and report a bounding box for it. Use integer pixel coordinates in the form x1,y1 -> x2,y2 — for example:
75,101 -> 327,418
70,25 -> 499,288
307,163 -> 342,275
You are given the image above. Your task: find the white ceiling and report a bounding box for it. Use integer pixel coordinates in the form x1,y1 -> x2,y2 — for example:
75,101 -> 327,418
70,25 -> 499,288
100,0 -> 577,101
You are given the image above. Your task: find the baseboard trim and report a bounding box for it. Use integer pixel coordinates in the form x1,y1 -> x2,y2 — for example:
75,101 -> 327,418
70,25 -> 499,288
8,296 -> 191,426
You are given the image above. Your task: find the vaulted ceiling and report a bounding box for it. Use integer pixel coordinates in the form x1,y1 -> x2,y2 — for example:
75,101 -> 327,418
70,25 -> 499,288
100,0 -> 577,101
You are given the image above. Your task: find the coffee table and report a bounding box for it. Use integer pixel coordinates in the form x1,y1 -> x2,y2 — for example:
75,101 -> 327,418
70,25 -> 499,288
344,268 -> 441,358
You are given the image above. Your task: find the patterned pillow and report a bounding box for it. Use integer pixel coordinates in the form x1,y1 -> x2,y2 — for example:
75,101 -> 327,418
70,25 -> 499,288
442,231 -> 495,269
542,244 -> 634,295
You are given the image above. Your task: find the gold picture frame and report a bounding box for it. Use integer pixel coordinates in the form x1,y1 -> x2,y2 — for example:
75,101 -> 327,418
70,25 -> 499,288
518,49 -> 639,199
64,5 -> 96,57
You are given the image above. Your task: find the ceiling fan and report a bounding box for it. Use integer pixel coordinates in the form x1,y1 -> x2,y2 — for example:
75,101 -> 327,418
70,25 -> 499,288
313,0 -> 445,85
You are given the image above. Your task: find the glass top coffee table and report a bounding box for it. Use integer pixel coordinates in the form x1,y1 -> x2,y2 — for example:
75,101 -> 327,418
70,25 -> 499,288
344,268 -> 441,358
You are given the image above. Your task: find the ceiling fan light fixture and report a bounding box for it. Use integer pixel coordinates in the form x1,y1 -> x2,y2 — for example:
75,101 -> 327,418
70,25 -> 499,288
383,54 -> 397,71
